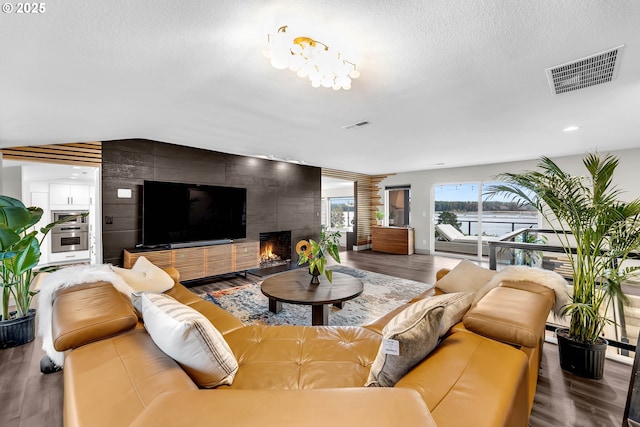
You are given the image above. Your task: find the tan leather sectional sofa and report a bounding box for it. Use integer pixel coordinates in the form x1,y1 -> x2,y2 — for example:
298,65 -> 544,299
52,266 -> 554,427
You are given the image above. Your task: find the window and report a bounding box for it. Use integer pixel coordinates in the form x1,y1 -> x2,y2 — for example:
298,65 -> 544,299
329,197 -> 355,231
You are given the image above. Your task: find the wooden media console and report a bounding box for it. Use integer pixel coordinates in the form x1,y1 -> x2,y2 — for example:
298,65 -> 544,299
124,240 -> 259,281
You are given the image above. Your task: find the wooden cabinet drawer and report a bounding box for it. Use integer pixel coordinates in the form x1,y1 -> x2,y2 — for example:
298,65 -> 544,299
205,245 -> 233,277
173,247 -> 206,281
124,250 -> 172,269
233,241 -> 259,271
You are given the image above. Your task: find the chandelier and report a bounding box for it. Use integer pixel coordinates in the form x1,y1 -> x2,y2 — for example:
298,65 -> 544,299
263,25 -> 360,90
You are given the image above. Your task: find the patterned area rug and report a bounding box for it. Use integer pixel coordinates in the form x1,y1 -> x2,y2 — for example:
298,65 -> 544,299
199,265 -> 434,326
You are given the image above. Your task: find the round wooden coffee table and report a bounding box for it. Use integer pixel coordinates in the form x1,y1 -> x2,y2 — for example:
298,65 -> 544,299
260,269 -> 364,326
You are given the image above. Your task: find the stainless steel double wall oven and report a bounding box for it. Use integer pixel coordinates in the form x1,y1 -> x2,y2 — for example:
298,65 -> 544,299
50,211 -> 89,253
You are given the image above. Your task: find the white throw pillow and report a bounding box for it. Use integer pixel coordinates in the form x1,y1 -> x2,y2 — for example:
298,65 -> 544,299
435,259 -> 496,295
390,292 -> 474,337
140,292 -> 238,387
366,305 -> 444,387
112,256 -> 174,293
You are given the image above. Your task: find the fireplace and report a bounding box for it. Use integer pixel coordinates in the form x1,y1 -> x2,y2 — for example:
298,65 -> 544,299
259,231 -> 292,269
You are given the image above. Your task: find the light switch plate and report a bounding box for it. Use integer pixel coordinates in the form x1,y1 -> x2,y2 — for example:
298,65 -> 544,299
117,188 -> 132,198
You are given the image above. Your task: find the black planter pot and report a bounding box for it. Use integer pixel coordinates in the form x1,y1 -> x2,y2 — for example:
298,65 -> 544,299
556,328 -> 608,380
0,309 -> 36,349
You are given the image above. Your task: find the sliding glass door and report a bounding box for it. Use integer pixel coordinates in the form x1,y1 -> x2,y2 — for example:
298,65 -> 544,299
434,183 -> 482,257
434,182 -> 538,258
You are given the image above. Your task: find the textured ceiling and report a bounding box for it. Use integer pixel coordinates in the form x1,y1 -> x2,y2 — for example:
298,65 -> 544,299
1,0 -> 639,174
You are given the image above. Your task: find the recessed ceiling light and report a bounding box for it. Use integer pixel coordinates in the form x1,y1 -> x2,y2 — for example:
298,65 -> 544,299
563,126 -> 580,132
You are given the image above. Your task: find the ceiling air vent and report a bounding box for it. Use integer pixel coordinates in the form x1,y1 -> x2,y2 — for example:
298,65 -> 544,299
342,121 -> 370,130
545,45 -> 624,95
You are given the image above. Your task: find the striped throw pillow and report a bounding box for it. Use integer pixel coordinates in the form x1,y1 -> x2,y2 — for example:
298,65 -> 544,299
141,292 -> 238,387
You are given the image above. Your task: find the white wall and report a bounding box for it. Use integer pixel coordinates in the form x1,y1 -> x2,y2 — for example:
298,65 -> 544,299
380,148 -> 640,254
1,166 -> 23,199
321,185 -> 354,199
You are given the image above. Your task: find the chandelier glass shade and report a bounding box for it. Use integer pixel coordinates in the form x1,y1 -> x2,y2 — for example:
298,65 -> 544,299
263,26 -> 360,90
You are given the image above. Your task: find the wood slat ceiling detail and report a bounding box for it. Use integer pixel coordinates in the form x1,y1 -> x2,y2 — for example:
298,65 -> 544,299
322,169 -> 391,246
0,142 -> 102,167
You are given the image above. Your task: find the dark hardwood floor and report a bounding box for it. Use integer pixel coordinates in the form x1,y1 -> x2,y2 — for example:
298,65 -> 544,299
0,250 -> 633,427
0,311 -> 63,427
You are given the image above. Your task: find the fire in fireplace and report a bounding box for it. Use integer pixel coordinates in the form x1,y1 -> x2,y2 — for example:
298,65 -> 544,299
259,231 -> 292,269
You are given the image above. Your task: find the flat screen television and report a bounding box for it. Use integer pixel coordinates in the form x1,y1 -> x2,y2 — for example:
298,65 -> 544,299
142,180 -> 246,247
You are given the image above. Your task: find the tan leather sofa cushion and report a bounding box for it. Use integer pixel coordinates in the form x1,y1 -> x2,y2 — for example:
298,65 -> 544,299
396,329 -> 529,427
499,279 -> 556,307
164,283 -> 244,335
52,281 -> 138,351
463,285 -> 553,348
129,389 -> 437,427
64,328 -> 197,427
448,320 -> 544,414
224,325 -> 381,389
163,281 -> 202,304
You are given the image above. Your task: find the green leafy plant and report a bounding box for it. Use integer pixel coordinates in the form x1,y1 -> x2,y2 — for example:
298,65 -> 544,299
514,232 -> 547,266
375,211 -> 384,221
487,154 -> 640,344
296,228 -> 341,282
0,195 -> 87,320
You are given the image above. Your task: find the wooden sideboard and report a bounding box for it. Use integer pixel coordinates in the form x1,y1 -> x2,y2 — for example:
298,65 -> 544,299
124,240 -> 259,281
371,226 -> 415,255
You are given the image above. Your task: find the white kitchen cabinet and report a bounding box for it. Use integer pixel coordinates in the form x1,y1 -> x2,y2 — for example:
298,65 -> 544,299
50,184 -> 91,208
48,250 -> 90,264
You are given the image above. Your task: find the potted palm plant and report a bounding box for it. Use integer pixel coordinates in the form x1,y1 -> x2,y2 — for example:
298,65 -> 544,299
0,195 -> 86,348
487,153 -> 640,379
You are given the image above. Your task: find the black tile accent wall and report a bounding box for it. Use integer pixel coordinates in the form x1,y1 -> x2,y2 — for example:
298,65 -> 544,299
101,139 -> 321,266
